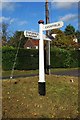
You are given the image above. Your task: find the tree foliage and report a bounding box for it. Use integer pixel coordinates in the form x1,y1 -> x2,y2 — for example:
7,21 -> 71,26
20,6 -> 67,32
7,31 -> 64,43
50,25 -> 79,48
75,30 -> 80,43
64,24 -> 75,36
3,23 -> 79,49
50,29 -> 74,48
2,22 -> 9,46
7,31 -> 28,48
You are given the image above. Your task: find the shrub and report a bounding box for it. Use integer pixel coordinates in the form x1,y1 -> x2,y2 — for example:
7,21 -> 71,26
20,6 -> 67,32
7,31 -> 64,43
50,47 -> 79,68
2,47 -> 39,70
2,46 -> 79,70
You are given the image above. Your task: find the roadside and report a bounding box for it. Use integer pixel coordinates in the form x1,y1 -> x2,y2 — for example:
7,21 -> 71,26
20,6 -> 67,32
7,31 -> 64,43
51,69 -> 80,77
1,68 -> 80,79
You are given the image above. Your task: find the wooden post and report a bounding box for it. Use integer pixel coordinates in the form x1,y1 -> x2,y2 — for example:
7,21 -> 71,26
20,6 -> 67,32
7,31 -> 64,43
45,0 -> 50,75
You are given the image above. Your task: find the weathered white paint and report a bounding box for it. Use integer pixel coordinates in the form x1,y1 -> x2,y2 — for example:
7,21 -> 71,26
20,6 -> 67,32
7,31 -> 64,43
38,23 -> 45,83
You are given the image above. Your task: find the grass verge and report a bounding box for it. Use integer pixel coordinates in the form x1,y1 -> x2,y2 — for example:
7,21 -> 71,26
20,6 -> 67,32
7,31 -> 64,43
2,68 -> 79,77
2,75 -> 79,119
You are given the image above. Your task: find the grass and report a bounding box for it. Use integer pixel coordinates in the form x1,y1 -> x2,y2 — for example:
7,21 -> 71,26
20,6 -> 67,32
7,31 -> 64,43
51,67 -> 79,72
2,69 -> 38,77
2,75 -> 79,119
2,68 -> 79,77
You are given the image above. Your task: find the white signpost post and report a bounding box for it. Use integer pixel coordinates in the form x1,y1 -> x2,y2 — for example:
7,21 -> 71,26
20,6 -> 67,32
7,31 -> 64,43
38,20 -> 46,95
38,20 -> 63,96
24,20 -> 63,96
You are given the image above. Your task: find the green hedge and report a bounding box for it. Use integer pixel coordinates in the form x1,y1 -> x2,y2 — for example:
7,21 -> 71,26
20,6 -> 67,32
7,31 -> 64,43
2,47 -> 39,70
50,48 -> 79,68
2,46 -> 79,70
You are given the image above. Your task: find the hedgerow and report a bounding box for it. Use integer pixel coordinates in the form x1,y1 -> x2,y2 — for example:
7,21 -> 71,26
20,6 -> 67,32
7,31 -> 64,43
2,46 -> 79,70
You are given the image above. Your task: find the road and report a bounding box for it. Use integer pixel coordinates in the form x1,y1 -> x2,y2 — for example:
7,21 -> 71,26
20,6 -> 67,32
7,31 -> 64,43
1,69 -> 80,79
51,69 -> 80,77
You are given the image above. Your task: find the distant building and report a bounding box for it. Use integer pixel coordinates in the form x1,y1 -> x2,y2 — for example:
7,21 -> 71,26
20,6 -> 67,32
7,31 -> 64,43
73,37 -> 78,43
24,39 -> 39,49
72,35 -> 78,43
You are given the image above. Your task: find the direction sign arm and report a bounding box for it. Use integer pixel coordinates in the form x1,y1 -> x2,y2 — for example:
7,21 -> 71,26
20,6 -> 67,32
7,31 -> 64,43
43,21 -> 64,31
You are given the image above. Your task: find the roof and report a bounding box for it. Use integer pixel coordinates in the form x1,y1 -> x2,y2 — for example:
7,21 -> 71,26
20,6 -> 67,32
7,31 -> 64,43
24,39 -> 39,48
32,39 -> 39,46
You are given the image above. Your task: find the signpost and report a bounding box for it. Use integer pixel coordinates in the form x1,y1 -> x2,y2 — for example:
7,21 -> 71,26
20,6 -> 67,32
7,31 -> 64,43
38,20 -> 46,95
24,20 -> 63,96
38,20 -> 63,96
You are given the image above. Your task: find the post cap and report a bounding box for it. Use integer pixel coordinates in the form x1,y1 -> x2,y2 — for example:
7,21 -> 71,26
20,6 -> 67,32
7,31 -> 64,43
38,20 -> 44,24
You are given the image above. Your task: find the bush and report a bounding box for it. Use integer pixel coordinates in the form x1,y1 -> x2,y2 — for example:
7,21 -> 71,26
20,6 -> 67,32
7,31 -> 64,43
2,47 -> 18,70
50,47 -> 79,68
2,47 -> 79,70
2,47 -> 39,70
16,49 -> 39,70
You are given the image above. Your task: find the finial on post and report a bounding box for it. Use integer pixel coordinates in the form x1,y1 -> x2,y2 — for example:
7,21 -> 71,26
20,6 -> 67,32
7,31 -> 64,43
38,20 -> 44,24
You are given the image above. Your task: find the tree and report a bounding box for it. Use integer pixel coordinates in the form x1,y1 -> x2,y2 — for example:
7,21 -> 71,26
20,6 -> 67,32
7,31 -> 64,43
2,22 -> 9,46
51,33 -> 74,48
50,29 -> 63,36
50,29 -> 76,48
8,31 -> 27,48
64,24 -> 75,36
75,30 -> 80,43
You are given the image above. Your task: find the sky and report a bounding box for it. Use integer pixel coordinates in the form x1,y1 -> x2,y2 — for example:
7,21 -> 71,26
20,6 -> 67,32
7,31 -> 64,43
0,1 -> 79,36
